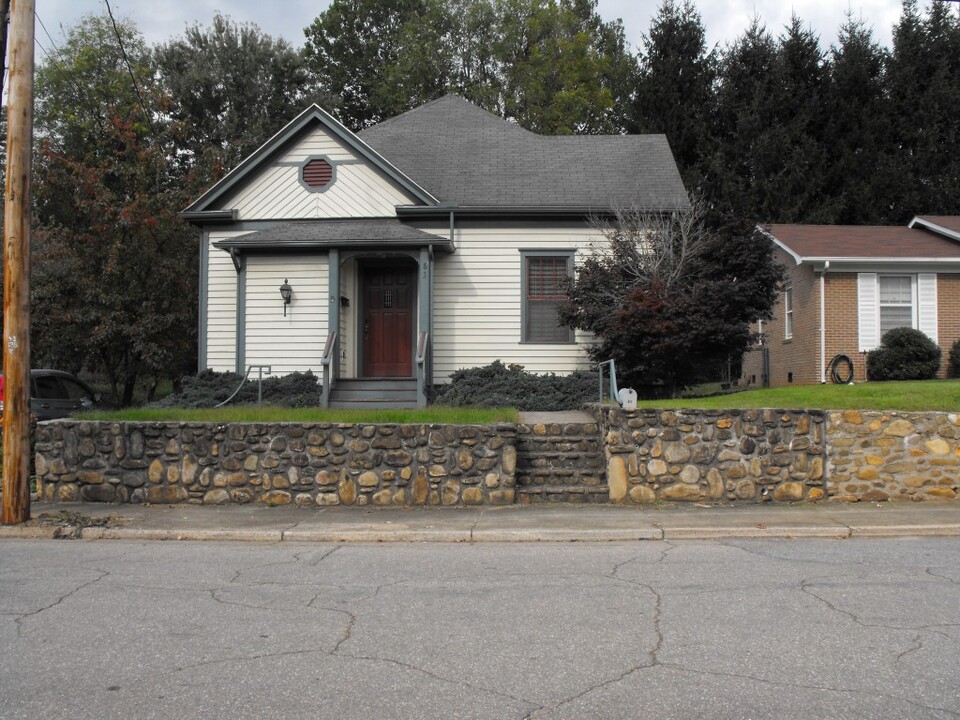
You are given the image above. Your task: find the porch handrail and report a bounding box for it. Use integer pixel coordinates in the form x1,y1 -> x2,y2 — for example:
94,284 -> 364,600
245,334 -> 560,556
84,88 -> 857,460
416,331 -> 429,409
215,365 -> 272,408
320,331 -> 337,408
596,359 -> 619,404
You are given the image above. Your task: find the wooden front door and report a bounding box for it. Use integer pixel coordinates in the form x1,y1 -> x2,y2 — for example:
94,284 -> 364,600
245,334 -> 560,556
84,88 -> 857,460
362,265 -> 414,377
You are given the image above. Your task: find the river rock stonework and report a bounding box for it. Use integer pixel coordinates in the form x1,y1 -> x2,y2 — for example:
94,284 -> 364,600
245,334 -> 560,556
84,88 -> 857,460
35,421 -> 517,507
593,407 -> 827,504
827,411 -> 960,501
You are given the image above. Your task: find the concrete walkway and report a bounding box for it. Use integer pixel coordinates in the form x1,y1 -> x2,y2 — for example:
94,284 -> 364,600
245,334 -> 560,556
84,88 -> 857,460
1,500 -> 959,542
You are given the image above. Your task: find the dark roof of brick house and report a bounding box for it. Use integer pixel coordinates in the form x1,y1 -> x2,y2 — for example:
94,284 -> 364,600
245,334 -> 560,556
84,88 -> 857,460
358,94 -> 689,210
762,222 -> 960,261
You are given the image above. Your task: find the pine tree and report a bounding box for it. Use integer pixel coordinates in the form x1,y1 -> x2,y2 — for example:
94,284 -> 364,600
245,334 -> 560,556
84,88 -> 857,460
823,13 -> 891,223
633,0 -> 717,192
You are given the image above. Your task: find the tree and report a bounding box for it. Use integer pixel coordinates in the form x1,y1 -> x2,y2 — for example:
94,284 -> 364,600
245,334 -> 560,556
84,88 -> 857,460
633,0 -> 716,190
706,18 -> 779,220
885,0 -> 960,220
32,15 -> 197,405
303,0 -> 441,130
823,13 -> 891,224
496,0 -> 636,134
155,14 -> 328,182
302,0 -> 636,134
560,202 -> 783,397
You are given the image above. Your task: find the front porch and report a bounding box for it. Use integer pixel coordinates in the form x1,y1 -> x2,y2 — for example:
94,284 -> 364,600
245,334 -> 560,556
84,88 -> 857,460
211,218 -> 455,408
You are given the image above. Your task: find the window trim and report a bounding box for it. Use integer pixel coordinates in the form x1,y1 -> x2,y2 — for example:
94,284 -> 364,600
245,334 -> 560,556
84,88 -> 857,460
520,249 -> 575,344
784,285 -> 793,340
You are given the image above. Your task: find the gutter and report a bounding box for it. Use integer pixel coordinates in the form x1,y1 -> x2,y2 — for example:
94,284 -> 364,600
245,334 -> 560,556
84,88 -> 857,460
819,260 -> 829,384
181,209 -> 237,226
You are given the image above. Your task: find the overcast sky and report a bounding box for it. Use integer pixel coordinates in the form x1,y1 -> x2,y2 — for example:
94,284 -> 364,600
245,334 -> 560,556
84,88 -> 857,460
37,0 -> 909,55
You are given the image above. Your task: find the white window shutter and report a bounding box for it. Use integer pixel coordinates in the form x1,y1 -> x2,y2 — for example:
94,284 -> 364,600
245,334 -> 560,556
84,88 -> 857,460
917,273 -> 938,344
858,273 -> 879,351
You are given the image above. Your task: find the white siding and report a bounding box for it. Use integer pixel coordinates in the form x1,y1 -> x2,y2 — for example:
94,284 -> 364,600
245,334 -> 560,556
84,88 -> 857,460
244,255 -> 329,374
205,231 -> 245,372
224,126 -> 417,220
430,225 -> 600,382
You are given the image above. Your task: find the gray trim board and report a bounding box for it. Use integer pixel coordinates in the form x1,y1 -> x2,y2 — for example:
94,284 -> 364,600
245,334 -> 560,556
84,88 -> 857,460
198,228 -> 209,370
236,264 -> 246,374
328,248 -> 341,385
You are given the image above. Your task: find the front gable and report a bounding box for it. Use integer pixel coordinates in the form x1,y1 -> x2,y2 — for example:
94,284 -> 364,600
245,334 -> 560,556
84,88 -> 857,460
184,105 -> 437,222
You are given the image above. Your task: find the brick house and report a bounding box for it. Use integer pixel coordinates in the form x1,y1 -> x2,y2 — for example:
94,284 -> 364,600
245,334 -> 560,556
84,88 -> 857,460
742,216 -> 960,387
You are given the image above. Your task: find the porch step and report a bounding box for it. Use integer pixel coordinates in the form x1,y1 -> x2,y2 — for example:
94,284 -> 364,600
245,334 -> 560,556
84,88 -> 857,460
515,417 -> 609,503
328,379 -> 418,409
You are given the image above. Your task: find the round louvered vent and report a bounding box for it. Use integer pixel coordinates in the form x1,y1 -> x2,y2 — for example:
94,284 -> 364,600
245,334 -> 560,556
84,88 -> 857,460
302,158 -> 334,189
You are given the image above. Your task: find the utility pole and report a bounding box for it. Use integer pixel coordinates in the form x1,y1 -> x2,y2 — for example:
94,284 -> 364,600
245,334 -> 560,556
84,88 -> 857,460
2,0 -> 35,524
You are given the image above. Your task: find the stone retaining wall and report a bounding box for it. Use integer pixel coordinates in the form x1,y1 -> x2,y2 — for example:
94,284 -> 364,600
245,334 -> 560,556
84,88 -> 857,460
827,411 -> 960,501
515,420 -> 607,503
35,421 -> 517,507
593,407 -> 827,504
34,410 -> 960,507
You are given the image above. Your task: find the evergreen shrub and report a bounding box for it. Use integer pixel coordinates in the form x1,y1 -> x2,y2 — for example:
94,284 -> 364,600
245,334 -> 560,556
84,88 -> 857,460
866,328 -> 941,381
150,370 -> 321,408
433,361 -> 596,411
949,338 -> 960,379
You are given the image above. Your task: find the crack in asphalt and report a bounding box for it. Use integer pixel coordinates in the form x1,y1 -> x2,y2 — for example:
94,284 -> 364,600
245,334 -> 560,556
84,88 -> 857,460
925,567 -> 960,586
895,633 -> 925,664
13,567 -> 109,637
655,661 -> 960,718
800,575 -> 958,638
524,544 -> 676,718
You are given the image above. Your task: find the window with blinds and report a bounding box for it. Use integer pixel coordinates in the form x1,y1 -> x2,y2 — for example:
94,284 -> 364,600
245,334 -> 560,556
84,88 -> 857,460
523,254 -> 573,343
879,275 -> 914,337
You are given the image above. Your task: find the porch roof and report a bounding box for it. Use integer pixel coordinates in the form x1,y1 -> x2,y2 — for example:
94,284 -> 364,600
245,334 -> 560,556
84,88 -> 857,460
213,218 -> 455,253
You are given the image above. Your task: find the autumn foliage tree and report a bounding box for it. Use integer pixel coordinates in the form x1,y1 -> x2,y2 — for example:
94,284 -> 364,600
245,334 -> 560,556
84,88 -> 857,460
31,16 -> 197,405
560,202 -> 783,397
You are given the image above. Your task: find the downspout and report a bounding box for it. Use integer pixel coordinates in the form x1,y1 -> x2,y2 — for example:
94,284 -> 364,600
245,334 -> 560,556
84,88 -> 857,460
819,260 -> 829,383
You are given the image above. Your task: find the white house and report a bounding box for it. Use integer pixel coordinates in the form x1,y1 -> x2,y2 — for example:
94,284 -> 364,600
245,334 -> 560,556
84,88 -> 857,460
183,95 -> 688,406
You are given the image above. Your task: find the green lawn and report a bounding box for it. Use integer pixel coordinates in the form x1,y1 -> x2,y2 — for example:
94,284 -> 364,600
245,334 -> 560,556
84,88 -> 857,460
82,406 -> 519,424
633,379 -> 960,412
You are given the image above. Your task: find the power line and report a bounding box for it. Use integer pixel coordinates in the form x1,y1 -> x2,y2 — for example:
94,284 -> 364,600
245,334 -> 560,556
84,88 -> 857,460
102,0 -> 153,130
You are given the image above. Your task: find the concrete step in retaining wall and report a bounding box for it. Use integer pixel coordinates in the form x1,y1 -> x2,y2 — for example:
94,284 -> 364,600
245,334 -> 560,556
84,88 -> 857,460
515,421 -> 608,503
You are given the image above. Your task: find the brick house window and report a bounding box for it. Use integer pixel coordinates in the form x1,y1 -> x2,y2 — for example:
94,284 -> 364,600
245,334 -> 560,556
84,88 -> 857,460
878,274 -> 914,336
521,252 -> 574,343
784,285 -> 793,340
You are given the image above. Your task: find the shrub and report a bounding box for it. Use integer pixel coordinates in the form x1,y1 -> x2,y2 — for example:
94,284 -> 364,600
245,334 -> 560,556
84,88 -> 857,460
149,370 -> 321,408
866,328 -> 941,381
950,339 -> 960,379
433,361 -> 596,411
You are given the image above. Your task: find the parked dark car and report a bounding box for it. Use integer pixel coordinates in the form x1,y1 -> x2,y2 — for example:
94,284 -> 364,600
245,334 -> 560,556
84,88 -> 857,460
0,369 -> 100,421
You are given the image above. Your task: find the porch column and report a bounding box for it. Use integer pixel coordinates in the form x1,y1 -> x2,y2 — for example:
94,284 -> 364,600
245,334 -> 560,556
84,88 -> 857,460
417,247 -> 432,407
328,248 -> 341,382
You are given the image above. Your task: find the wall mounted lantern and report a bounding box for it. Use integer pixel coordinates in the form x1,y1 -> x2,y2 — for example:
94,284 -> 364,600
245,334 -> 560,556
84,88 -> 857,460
279,279 -> 292,316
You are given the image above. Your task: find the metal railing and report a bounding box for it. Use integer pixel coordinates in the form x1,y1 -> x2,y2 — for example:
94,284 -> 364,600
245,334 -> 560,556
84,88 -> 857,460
596,359 -> 620,404
416,331 -> 429,409
215,365 -> 272,408
320,331 -> 337,408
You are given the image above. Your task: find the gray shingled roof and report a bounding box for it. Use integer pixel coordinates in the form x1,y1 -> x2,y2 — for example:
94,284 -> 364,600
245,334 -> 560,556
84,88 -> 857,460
213,219 -> 453,251
359,95 -> 688,209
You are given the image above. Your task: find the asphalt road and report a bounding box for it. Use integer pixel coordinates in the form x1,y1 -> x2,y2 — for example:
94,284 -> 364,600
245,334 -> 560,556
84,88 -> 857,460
1,538 -> 959,719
